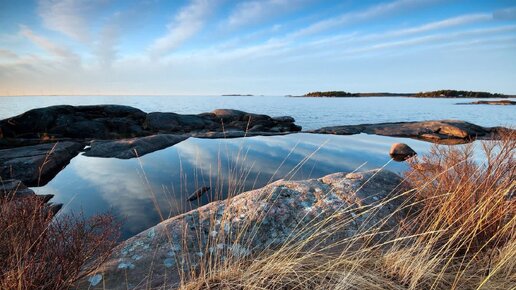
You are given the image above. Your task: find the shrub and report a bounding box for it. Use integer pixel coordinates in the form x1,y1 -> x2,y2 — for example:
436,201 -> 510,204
0,196 -> 120,289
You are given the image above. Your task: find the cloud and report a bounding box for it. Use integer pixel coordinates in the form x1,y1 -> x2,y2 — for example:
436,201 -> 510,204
387,13 -> 492,36
0,49 -> 19,60
148,0 -> 217,57
493,7 -> 516,20
226,0 -> 309,29
37,0 -> 104,42
19,25 -> 80,64
290,0 -> 439,38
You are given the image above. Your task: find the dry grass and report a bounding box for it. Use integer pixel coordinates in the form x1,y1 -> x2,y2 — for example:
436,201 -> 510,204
0,195 -> 120,289
179,131 -> 515,290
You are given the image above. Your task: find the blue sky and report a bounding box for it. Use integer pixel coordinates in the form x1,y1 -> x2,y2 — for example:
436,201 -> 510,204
0,0 -> 515,95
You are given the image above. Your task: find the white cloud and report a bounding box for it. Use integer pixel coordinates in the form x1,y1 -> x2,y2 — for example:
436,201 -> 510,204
37,0 -> 104,42
290,0 -> 439,38
493,7 -> 516,20
387,13 -> 492,36
0,49 -> 19,60
19,25 -> 80,64
148,0 -> 217,57
226,0 -> 309,29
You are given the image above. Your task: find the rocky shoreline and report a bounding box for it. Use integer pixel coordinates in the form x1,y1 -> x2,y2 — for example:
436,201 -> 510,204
1,105 -> 514,289
1,105 -> 513,186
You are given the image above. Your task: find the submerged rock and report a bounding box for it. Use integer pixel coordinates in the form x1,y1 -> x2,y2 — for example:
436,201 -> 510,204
389,143 -> 417,161
77,169 -> 410,289
187,186 -> 211,201
0,142 -> 84,186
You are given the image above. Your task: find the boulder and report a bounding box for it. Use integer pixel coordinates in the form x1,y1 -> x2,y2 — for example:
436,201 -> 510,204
389,143 -> 417,161
77,169 -> 410,289
83,134 -> 188,159
0,142 -> 84,186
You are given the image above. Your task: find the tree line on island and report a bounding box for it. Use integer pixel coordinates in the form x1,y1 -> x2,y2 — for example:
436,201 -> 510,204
301,90 -> 511,98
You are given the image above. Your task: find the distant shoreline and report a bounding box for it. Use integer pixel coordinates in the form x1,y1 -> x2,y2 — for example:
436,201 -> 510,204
293,90 -> 515,98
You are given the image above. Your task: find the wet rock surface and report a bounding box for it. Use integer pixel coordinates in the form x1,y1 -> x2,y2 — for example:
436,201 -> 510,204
77,169 -> 410,290
0,142 -> 84,186
310,120 -> 509,144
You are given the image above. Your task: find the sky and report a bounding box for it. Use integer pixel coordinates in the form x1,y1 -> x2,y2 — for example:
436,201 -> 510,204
0,0 -> 515,96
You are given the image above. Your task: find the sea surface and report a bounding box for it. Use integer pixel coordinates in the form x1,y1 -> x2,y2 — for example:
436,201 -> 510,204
1,95 -> 514,239
1,95 -> 515,129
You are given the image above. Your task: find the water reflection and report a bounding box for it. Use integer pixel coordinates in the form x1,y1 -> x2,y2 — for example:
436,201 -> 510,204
34,133 -> 432,239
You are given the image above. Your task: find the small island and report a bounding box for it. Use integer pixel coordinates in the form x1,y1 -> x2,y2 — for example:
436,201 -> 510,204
221,94 -> 254,96
412,90 -> 509,98
300,91 -> 413,97
295,90 -> 513,98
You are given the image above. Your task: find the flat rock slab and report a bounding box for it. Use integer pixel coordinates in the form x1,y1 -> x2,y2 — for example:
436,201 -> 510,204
0,105 -> 301,148
456,100 -> 516,105
77,169 -> 409,289
84,134 -> 188,159
310,120 -> 506,143
0,142 -> 84,186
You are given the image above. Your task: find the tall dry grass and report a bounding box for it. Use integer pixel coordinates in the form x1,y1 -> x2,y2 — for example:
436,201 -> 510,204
178,131 -> 515,290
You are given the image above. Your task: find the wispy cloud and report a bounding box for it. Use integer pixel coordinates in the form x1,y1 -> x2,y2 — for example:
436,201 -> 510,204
290,0 -> 439,38
493,7 -> 516,20
37,0 -> 105,42
226,0 -> 310,29
0,49 -> 19,60
148,0 -> 217,57
19,25 -> 80,64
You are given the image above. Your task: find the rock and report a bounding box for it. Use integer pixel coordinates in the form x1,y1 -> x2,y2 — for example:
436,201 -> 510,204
0,142 -> 84,186
456,100 -> 516,105
144,113 -> 216,133
0,179 -> 56,206
389,143 -> 417,161
0,105 -> 147,140
0,179 -> 35,198
77,169 -> 410,289
1,106 -> 300,149
187,186 -> 211,201
83,134 -> 188,159
310,120 -> 506,143
211,109 -> 247,121
272,116 -> 295,123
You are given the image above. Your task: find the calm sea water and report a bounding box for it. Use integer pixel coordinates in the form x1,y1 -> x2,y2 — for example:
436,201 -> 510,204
1,95 -> 515,129
34,133 -> 433,239
2,96 -> 514,239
